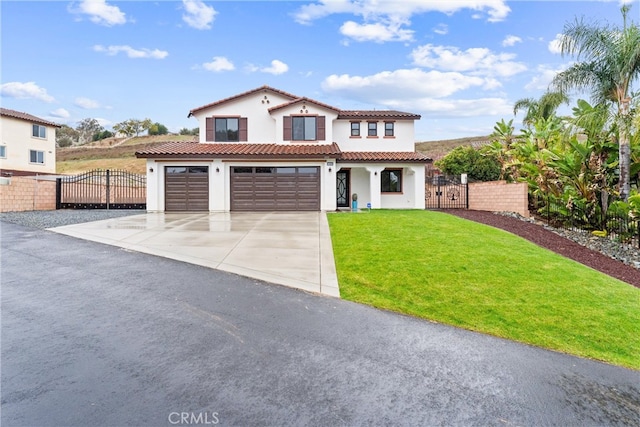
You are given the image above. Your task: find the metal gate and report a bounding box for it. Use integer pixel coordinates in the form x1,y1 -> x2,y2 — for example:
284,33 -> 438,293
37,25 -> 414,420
425,174 -> 468,209
56,169 -> 146,209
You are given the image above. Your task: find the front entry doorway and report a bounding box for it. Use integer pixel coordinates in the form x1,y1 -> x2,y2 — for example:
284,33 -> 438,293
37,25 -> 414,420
336,170 -> 350,208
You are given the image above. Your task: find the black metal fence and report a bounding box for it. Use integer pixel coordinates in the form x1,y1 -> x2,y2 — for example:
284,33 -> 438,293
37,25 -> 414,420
56,169 -> 146,210
530,195 -> 640,248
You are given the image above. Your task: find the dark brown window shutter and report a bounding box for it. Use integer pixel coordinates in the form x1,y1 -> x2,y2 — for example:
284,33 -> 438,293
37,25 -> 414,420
239,117 -> 248,141
317,116 -> 326,141
205,117 -> 214,141
283,116 -> 292,141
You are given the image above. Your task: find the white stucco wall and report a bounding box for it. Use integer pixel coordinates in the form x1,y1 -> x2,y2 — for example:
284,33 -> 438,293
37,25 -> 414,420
192,91 -> 294,144
146,158 -> 337,212
333,119 -> 416,152
0,116 -> 57,174
338,164 -> 426,210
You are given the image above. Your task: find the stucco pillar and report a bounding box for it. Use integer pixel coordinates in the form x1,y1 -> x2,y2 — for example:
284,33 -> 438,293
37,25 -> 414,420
146,159 -> 159,212
210,160 -> 225,211
408,166 -> 426,209
365,166 -> 384,209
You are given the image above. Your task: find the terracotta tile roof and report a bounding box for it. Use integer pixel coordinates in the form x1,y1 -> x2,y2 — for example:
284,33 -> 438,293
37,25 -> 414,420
269,97 -> 341,113
188,85 -> 298,116
136,142 -> 342,158
188,86 -> 421,121
338,110 -> 421,120
0,107 -> 61,127
338,151 -> 432,163
136,142 -> 431,163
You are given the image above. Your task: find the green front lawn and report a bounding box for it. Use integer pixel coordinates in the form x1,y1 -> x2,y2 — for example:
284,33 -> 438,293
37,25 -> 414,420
327,210 -> 640,370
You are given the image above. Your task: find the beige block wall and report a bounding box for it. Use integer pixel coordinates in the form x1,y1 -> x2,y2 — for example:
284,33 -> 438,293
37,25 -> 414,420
0,177 -> 57,212
467,181 -> 529,217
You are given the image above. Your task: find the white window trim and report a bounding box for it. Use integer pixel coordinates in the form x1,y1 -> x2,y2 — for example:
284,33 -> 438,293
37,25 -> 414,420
29,149 -> 45,165
0,145 -> 6,158
32,124 -> 47,139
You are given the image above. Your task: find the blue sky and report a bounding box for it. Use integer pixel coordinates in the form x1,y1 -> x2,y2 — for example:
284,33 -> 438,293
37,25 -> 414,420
1,0 -> 638,141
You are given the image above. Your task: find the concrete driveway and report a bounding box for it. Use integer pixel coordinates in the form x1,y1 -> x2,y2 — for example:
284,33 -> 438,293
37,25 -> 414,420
50,212 -> 339,297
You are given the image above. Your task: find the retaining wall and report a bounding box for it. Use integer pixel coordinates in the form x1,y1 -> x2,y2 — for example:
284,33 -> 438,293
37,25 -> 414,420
0,177 -> 57,212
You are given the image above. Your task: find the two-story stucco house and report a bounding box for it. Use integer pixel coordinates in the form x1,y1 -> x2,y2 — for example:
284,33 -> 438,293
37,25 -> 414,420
0,108 -> 60,176
136,86 -> 431,212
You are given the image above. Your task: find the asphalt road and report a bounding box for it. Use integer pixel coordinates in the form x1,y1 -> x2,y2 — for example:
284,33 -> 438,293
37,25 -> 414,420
2,221 -> 639,426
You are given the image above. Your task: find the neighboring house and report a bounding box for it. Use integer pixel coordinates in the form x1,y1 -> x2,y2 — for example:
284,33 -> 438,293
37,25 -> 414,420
0,108 -> 60,176
136,86 -> 431,212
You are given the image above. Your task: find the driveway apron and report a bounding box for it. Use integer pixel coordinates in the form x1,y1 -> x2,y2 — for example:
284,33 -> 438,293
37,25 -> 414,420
49,212 -> 340,297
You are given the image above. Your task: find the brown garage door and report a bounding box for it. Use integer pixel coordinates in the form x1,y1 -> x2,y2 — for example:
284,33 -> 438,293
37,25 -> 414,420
231,166 -> 319,211
165,166 -> 209,211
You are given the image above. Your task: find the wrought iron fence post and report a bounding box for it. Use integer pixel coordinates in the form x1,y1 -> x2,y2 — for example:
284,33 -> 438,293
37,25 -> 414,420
55,178 -> 62,210
106,169 -> 110,210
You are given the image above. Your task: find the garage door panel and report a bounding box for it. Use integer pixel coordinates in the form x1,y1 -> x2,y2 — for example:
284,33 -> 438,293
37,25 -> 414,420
231,166 -> 320,211
165,166 -> 209,211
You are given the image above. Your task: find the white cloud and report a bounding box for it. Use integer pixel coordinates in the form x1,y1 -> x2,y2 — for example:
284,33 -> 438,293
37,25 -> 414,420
293,0 -> 510,26
75,97 -> 101,109
182,0 -> 217,30
548,34 -> 563,54
202,56 -> 235,72
433,23 -> 448,35
340,21 -> 414,43
93,45 -> 169,59
247,59 -> 289,75
322,68 -> 487,100
502,35 -> 522,47
0,81 -> 55,103
69,0 -> 127,26
411,44 -> 527,77
50,108 -> 70,119
524,64 -> 568,91
321,67 -> 515,119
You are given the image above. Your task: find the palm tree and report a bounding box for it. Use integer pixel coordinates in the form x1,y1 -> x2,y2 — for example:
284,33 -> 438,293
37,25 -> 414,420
551,5 -> 640,201
513,91 -> 569,126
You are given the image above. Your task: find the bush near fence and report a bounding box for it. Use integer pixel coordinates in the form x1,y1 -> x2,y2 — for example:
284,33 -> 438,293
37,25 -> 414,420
0,176 -> 56,212
531,195 -> 640,248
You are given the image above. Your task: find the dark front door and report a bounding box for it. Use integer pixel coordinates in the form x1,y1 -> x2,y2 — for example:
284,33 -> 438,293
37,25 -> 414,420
336,170 -> 350,208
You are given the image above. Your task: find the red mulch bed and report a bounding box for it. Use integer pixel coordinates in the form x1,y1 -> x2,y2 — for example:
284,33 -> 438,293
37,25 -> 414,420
445,210 -> 640,288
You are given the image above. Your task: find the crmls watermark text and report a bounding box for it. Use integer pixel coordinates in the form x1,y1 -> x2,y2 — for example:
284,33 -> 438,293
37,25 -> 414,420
168,411 -> 219,425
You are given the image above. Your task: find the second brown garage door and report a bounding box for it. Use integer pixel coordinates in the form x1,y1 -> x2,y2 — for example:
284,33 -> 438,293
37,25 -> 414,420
231,166 -> 320,211
165,166 -> 209,211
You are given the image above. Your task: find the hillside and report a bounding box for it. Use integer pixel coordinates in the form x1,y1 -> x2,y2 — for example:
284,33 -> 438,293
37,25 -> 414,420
415,135 -> 493,162
56,135 -> 196,174
56,134 -> 493,175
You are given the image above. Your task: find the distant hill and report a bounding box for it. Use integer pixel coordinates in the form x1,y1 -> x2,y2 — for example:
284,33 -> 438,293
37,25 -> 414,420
415,135 -> 493,162
57,135 -> 196,175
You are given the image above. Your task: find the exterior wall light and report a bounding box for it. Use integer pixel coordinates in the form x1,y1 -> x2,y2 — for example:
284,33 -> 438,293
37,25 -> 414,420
149,167 -> 154,173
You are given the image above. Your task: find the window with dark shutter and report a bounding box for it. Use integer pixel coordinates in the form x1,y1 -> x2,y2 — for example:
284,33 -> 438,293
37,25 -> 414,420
239,117 -> 248,141
206,117 -> 214,141
283,116 -> 292,141
317,116 -> 325,141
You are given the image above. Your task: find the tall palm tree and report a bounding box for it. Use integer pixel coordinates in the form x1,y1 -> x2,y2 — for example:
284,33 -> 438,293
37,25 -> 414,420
513,91 -> 569,126
551,5 -> 640,201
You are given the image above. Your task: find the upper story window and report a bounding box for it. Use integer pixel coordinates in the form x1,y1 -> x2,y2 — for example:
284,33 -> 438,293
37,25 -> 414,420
284,116 -> 325,141
0,146 -> 6,158
29,149 -> 45,164
385,122 -> 394,137
206,117 -> 247,142
215,118 -> 239,141
32,124 -> 46,139
381,169 -> 402,193
368,122 -> 377,137
351,122 -> 360,137
293,116 -> 317,141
